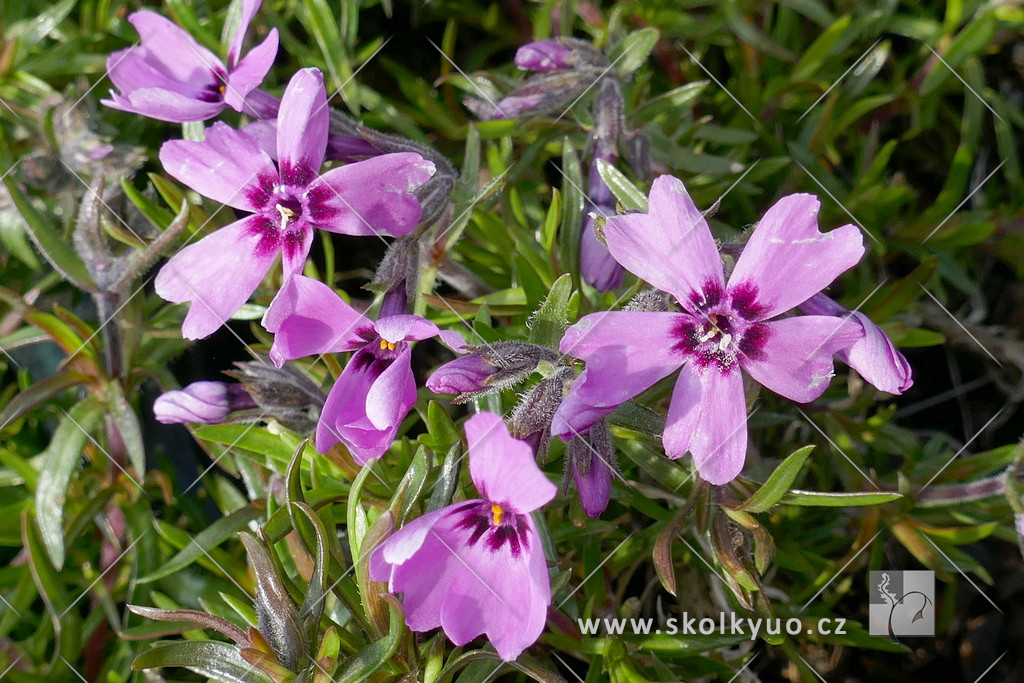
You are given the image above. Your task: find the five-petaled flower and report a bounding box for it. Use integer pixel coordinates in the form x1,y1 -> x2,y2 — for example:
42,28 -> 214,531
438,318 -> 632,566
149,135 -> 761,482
370,412 -> 556,661
262,275 -> 456,463
552,175 -> 865,485
154,67 -> 434,339
103,0 -> 279,122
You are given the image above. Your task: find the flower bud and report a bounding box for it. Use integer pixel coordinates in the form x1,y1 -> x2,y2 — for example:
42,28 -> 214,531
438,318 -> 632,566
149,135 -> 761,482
225,360 -> 326,435
514,37 -> 608,71
426,354 -> 496,395
153,381 -> 255,424
567,419 -> 616,517
515,41 -> 574,71
427,341 -> 561,403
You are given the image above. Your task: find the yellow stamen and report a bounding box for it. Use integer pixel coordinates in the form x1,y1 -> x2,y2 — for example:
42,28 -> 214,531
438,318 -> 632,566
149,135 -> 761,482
490,504 -> 503,526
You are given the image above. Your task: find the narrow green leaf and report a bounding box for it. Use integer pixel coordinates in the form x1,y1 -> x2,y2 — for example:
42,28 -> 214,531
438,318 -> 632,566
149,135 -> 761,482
919,14 -> 997,96
3,174 -> 92,290
119,177 -> 175,230
780,490 -> 901,507
790,15 -> 852,82
419,401 -> 461,454
35,398 -> 105,569
0,370 -> 88,430
132,641 -> 274,682
240,533 -> 306,670
107,380 -> 146,476
739,445 -> 815,513
335,595 -> 405,683
138,504 -> 264,583
389,446 -> 429,525
22,509 -> 81,665
528,274 -> 573,349
291,502 -> 329,643
595,159 -> 647,212
557,139 -> 583,285
427,440 -> 463,512
608,27 -> 659,78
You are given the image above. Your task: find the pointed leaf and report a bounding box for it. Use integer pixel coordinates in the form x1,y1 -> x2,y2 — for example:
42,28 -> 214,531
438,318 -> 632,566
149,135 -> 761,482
132,640 -> 274,682
528,273 -> 573,349
738,445 -> 815,513
2,174 -> 93,290
334,595 -> 404,683
35,398 -> 105,568
139,504 -> 264,583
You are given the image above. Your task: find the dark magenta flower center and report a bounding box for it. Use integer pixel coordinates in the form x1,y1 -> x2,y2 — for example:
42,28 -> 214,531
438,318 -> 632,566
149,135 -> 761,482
674,281 -> 771,372
197,67 -> 228,102
452,501 -> 530,558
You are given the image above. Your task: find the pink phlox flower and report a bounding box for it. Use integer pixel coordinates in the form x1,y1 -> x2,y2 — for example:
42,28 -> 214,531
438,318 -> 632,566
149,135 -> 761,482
154,67 -> 434,339
552,175 -> 866,485
262,275 -> 460,463
370,412 -> 556,661
103,0 -> 279,121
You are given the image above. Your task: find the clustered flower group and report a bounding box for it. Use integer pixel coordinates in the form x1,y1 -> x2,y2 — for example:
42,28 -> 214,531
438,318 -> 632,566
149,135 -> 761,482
118,8 -> 913,666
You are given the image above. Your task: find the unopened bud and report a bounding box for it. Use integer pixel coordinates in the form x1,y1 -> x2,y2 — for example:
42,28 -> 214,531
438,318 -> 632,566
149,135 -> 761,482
514,37 -> 608,71
225,359 -> 326,435
625,289 -> 671,312
567,419 -> 616,517
515,41 -> 574,71
426,354 -> 496,395
427,341 -> 561,403
154,381 -> 256,424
